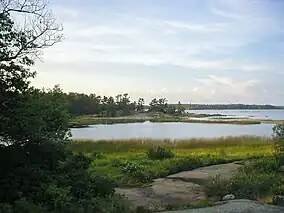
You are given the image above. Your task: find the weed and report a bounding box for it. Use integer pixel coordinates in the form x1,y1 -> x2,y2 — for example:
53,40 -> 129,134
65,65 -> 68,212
147,146 -> 175,160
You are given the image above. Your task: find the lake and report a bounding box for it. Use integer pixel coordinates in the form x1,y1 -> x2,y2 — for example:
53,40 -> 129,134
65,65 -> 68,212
71,110 -> 283,140
187,109 -> 284,120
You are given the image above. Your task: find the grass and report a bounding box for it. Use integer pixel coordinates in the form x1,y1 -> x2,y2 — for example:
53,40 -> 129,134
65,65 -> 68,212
150,117 -> 261,125
70,116 -> 147,127
70,115 -> 268,126
70,136 -> 274,187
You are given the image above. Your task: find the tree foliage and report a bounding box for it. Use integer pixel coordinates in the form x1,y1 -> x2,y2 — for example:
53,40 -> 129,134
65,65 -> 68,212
0,1 -> 132,212
273,124 -> 284,164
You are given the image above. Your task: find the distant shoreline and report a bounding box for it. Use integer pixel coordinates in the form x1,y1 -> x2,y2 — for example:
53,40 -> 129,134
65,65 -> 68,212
69,112 -> 284,128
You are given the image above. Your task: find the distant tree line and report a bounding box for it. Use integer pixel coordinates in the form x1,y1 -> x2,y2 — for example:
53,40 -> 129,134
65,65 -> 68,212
64,93 -> 186,116
64,93 -> 144,117
186,104 -> 282,110
64,93 -> 282,117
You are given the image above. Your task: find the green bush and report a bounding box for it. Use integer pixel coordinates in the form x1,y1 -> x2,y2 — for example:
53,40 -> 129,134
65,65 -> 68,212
241,158 -> 280,173
147,146 -> 175,160
273,124 -> 284,164
121,161 -> 151,183
167,157 -> 202,174
204,175 -> 231,198
91,152 -> 106,160
205,171 -> 283,200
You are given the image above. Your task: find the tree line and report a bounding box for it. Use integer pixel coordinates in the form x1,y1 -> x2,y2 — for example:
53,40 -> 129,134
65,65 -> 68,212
64,93 -> 186,116
187,104 -> 282,110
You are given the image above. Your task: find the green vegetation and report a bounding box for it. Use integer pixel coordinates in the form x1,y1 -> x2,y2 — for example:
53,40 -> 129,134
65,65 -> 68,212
147,146 -> 175,160
0,2 -> 134,213
65,92 -> 186,117
150,117 -> 261,125
70,115 -> 271,127
204,124 -> 284,202
204,157 -> 284,201
70,137 -> 273,187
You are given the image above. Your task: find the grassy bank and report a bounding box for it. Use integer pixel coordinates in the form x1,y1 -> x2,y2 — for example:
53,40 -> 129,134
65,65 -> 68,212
150,117 -> 261,124
69,115 -> 272,127
70,136 -> 273,187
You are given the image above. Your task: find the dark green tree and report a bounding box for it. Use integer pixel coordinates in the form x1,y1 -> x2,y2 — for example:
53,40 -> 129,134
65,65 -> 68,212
0,1 -> 126,212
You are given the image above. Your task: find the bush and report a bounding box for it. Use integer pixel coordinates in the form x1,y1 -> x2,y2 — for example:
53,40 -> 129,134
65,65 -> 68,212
121,161 -> 151,183
273,124 -> 284,164
91,152 -> 106,160
204,175 -> 231,198
167,157 -> 202,174
205,171 -> 283,200
241,158 -> 280,173
147,146 -> 175,160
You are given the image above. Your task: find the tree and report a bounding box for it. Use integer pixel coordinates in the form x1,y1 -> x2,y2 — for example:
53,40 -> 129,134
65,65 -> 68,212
0,1 -> 128,212
273,124 -> 284,164
176,101 -> 186,115
149,98 -> 168,113
137,98 -> 145,111
0,0 -> 63,145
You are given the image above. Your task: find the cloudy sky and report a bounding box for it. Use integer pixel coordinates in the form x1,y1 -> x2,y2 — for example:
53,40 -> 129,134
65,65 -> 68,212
33,0 -> 284,105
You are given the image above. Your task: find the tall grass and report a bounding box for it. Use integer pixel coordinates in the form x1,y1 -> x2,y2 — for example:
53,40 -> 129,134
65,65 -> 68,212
70,136 -> 274,187
70,136 -> 272,153
70,115 -> 283,126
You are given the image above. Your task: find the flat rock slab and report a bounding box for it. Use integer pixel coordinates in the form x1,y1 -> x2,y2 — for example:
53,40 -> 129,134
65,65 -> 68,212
116,179 -> 205,209
159,199 -> 284,213
167,163 -> 242,184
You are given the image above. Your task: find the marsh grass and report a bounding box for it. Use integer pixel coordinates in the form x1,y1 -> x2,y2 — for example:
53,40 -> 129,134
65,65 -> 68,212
70,115 -> 279,126
70,137 -> 273,187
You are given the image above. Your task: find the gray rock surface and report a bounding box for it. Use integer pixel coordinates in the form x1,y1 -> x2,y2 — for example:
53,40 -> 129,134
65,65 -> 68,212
116,179 -> 206,209
159,199 -> 284,213
167,163 -> 242,184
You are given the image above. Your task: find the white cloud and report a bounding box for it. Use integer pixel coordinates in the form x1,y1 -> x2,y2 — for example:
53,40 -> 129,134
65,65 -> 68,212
30,0 -> 284,104
39,0 -> 284,72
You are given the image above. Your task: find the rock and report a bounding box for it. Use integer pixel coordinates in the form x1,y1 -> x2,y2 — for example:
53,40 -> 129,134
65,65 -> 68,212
167,163 -> 242,184
222,194 -> 235,201
115,179 -> 206,209
273,195 -> 284,206
159,199 -> 284,213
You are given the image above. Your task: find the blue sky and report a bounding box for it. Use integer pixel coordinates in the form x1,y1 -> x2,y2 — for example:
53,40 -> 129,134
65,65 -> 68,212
33,0 -> 284,104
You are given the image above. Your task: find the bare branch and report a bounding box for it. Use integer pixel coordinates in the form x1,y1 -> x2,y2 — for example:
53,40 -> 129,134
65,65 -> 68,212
0,0 -> 63,62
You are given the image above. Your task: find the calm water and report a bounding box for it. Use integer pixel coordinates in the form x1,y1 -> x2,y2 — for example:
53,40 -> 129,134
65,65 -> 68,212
71,110 -> 283,140
71,122 -> 274,140
187,109 -> 284,120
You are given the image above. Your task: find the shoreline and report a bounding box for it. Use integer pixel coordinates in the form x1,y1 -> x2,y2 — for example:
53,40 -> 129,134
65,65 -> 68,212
69,114 -> 284,128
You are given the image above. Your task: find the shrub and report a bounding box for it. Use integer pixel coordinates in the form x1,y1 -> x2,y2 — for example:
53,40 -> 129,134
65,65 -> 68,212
204,175 -> 231,198
241,158 -> 280,173
121,161 -> 151,183
147,146 -> 175,160
167,157 -> 202,174
91,152 -> 106,160
205,171 -> 282,200
110,159 -> 123,167
273,124 -> 284,164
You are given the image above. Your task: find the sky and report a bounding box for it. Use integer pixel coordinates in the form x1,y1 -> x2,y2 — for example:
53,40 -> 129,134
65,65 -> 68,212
32,0 -> 284,105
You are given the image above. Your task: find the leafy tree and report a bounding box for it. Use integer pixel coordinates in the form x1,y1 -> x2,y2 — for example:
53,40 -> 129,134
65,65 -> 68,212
0,1 -> 130,212
149,98 -> 168,113
137,98 -> 145,111
273,124 -> 284,164
176,101 -> 186,115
